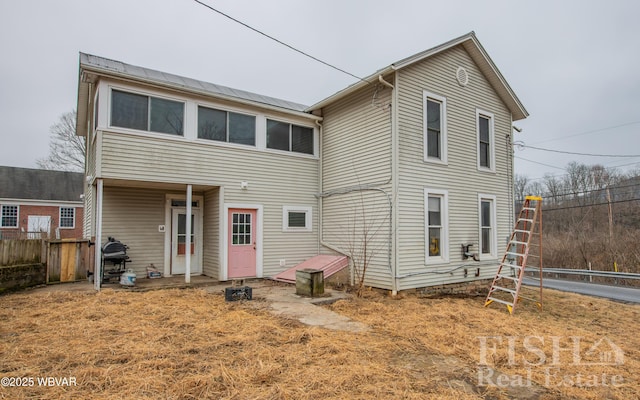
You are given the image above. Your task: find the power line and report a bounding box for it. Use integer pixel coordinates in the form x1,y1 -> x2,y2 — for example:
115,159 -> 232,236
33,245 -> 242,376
530,120 -> 640,146
514,155 -> 566,171
543,197 -> 640,212
517,181 -> 640,202
520,144 -> 640,158
193,0 -> 368,83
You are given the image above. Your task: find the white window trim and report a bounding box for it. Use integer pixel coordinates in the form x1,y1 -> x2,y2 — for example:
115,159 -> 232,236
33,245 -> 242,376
1,204 -> 19,228
423,90 -> 448,165
478,194 -> 498,259
59,207 -> 75,229
424,189 -> 449,264
282,206 -> 312,232
265,119 -> 317,157
476,109 -> 496,173
108,86 -> 187,137
195,103 -> 258,147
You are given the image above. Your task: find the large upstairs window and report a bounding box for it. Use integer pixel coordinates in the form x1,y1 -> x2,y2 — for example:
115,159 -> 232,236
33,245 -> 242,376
111,89 -> 184,135
266,120 -> 314,155
198,106 -> 256,146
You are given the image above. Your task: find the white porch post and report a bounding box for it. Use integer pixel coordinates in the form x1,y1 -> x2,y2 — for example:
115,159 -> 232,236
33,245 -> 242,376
94,179 -> 103,291
185,184 -> 192,283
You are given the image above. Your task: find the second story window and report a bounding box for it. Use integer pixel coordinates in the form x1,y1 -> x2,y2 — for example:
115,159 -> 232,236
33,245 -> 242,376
197,106 -> 256,146
423,91 -> 447,163
266,120 -> 314,155
111,89 -> 184,136
477,109 -> 495,171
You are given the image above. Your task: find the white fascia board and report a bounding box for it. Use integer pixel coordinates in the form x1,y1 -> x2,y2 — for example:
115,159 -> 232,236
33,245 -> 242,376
81,66 -> 322,122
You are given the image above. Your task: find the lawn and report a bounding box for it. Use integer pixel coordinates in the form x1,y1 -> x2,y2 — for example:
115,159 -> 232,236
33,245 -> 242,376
0,285 -> 638,399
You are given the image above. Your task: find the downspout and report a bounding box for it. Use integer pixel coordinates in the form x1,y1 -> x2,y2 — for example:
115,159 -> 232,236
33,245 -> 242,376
316,119 -> 323,257
379,74 -> 398,295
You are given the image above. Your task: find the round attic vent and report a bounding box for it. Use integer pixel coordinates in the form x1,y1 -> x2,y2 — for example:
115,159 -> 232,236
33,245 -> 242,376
456,66 -> 469,86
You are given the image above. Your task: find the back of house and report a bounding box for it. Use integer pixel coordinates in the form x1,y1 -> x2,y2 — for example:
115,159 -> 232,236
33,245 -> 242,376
77,32 -> 527,292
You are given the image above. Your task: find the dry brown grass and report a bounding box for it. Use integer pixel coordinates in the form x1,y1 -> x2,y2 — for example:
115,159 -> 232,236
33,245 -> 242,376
0,286 -> 638,399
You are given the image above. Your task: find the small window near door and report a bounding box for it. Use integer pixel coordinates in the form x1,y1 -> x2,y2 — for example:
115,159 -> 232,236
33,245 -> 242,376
170,200 -> 199,208
282,206 -> 312,232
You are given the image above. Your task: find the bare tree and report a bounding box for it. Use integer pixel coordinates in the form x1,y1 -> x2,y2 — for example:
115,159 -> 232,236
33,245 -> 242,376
514,174 -> 529,201
36,110 -> 85,172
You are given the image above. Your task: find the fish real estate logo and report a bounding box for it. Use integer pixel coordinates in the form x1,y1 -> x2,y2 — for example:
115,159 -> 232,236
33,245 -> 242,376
476,336 -> 625,388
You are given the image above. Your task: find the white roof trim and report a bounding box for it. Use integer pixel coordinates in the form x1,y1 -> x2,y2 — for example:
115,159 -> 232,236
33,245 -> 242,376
308,32 -> 528,121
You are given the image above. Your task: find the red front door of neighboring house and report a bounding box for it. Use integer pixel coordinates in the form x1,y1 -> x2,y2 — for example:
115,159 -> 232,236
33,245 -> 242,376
228,208 -> 257,278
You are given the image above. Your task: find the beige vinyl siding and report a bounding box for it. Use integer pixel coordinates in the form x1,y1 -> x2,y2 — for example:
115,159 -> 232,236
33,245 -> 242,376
99,131 -> 319,279
83,129 -> 99,239
395,44 -> 513,290
101,187 -> 166,277
320,81 -> 394,289
202,188 -> 219,279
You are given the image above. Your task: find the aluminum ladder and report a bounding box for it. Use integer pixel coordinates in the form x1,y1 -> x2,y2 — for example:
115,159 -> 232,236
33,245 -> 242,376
485,196 -> 543,314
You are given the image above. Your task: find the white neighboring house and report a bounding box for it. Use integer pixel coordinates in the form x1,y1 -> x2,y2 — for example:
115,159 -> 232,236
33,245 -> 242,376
77,32 -> 527,292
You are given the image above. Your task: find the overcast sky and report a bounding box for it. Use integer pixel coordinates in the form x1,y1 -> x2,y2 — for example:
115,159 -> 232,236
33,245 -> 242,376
1,0 -> 639,182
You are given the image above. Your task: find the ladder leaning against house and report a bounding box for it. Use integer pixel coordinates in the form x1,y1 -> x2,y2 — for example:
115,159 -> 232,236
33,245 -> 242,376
485,196 -> 543,314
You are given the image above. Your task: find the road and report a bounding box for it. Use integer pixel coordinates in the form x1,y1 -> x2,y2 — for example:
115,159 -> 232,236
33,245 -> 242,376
522,277 -> 640,304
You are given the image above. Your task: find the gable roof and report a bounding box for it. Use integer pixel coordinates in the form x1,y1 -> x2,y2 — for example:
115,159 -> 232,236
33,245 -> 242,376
76,53 -> 314,137
0,167 -> 84,203
307,32 -> 528,121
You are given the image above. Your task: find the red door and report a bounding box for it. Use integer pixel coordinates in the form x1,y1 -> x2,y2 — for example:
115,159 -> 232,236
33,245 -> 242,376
228,208 -> 257,278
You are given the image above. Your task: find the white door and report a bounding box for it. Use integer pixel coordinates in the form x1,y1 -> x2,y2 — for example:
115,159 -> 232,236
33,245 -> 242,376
171,209 -> 201,274
27,216 -> 51,239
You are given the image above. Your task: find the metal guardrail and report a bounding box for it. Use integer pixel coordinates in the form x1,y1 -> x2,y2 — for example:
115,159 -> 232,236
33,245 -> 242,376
535,268 -> 640,280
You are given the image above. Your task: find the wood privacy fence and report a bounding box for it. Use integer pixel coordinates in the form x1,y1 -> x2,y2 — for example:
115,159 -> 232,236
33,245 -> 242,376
46,239 -> 93,283
0,239 -> 46,266
0,239 -> 93,284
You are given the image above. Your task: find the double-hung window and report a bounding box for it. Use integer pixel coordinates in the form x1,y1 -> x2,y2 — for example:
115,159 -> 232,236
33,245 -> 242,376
266,120 -> 314,155
197,106 -> 256,146
59,207 -> 75,229
424,189 -> 448,263
282,206 -> 312,232
111,89 -> 184,135
477,109 -> 495,171
423,91 -> 447,163
1,205 -> 18,228
478,195 -> 497,258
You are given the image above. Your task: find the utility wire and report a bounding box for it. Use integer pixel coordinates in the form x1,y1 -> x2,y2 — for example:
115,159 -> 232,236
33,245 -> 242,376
530,120 -> 640,145
520,144 -> 640,158
193,0 -> 368,83
517,181 -> 640,202
543,197 -> 640,212
514,155 -> 566,171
